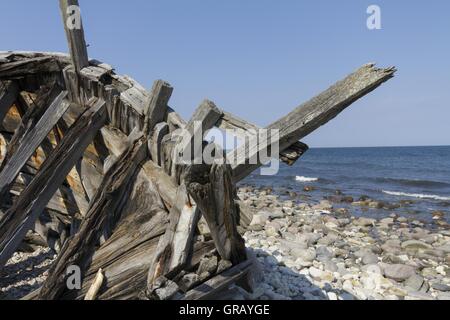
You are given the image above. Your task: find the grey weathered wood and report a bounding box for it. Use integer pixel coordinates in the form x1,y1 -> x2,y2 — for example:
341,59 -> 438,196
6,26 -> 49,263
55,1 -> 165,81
0,57 -> 65,79
217,110 -> 309,166
230,64 -> 396,182
0,98 -> 106,268
79,65 -> 111,82
0,89 -> 68,199
167,106 -> 187,131
0,81 -> 19,124
149,122 -> 169,166
144,80 -> 173,135
38,132 -> 148,300
181,259 -> 252,300
175,100 -> 223,166
187,163 -> 247,264
142,160 -> 178,210
146,184 -> 200,292
59,0 -> 89,71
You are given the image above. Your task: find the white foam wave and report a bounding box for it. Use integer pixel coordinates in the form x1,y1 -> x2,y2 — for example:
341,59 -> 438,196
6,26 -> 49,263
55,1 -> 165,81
382,190 -> 450,201
295,176 -> 319,183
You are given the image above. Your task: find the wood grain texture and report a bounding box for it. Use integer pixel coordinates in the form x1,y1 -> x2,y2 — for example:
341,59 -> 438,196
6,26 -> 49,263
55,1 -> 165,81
0,89 -> 68,199
59,0 -> 89,71
38,132 -> 147,300
146,184 -> 200,294
0,98 -> 106,268
187,163 -> 247,264
0,57 -> 65,79
144,80 -> 173,135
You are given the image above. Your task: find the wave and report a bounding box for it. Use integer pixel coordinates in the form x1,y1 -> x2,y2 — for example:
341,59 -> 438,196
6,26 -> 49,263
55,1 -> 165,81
375,177 -> 450,189
295,176 -> 319,183
382,190 -> 450,201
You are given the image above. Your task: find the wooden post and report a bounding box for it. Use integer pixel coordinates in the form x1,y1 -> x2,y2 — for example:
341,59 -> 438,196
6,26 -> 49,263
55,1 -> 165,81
146,184 -> 201,293
144,80 -> 173,135
0,88 -> 68,199
230,64 -> 396,182
187,163 -> 247,264
59,0 -> 89,72
0,98 -> 106,268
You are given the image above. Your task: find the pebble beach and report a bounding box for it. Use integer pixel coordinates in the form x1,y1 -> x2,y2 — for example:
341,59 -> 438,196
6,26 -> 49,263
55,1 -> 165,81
238,185 -> 450,300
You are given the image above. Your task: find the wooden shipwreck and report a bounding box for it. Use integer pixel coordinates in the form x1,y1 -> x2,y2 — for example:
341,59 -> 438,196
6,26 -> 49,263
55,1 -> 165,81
0,1 -> 396,300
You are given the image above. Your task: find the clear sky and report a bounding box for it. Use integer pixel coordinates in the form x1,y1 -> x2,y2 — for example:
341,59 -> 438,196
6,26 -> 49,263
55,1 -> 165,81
1,0 -> 449,147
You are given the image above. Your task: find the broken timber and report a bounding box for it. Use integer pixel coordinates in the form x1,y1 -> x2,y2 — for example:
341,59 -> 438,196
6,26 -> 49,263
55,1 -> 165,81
0,0 -> 396,301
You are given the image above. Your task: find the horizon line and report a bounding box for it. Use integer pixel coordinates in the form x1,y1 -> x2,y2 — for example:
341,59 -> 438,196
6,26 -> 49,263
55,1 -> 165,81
309,144 -> 450,149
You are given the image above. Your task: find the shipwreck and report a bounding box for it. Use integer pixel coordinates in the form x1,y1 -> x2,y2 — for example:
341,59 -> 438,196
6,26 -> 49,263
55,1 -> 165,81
0,0 -> 395,300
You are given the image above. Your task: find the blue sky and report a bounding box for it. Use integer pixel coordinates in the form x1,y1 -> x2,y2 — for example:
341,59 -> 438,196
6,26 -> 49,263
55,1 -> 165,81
1,0 -> 449,147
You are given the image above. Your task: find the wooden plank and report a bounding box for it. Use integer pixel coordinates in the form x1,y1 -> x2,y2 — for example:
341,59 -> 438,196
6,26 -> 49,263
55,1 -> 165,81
0,57 -> 65,79
217,110 -> 309,166
38,132 -> 148,300
146,184 -> 201,294
0,89 -> 68,199
144,80 -> 173,135
0,81 -> 19,124
230,64 -> 396,182
0,98 -> 106,268
59,0 -> 89,71
187,163 -> 247,264
149,122 -> 169,166
181,259 -> 252,300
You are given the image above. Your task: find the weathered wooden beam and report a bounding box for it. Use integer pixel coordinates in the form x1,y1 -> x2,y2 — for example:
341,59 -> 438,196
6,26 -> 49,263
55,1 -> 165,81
38,132 -> 148,300
181,259 -> 252,300
230,64 -> 396,182
144,80 -> 173,135
0,81 -> 19,124
0,57 -> 65,79
149,122 -> 169,166
187,163 -> 247,264
146,184 -> 201,294
175,100 -> 223,165
0,88 -> 68,199
217,110 -> 309,166
0,98 -> 106,268
59,0 -> 89,71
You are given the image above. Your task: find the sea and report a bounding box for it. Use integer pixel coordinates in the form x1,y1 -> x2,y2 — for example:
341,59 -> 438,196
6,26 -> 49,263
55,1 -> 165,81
241,146 -> 450,222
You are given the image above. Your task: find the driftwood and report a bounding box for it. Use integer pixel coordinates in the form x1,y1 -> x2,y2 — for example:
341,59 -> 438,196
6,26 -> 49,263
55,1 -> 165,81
0,0 -> 396,301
